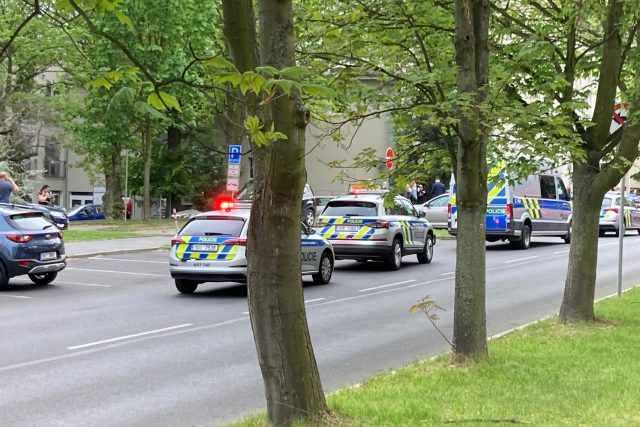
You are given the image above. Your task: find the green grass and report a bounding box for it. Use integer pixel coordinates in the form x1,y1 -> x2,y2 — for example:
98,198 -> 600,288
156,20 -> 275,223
232,287 -> 640,427
62,230 -> 144,242
434,228 -> 452,239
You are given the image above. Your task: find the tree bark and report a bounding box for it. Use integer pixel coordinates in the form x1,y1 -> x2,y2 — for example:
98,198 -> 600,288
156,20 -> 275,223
451,0 -> 490,363
222,1 -> 328,425
142,118 -> 152,220
559,0 -> 640,322
166,126 -> 181,217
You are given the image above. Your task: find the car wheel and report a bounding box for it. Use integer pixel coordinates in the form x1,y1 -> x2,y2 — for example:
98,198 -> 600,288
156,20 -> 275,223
28,272 -> 58,286
511,224 -> 531,249
0,262 -> 8,289
304,209 -> 315,227
313,251 -> 333,285
614,228 -> 620,237
417,234 -> 434,264
175,279 -> 198,294
385,239 -> 403,271
563,222 -> 571,244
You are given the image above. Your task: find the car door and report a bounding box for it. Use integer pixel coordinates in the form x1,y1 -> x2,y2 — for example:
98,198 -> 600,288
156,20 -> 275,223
538,175 -> 559,232
423,194 -> 448,228
399,198 -> 425,250
300,223 -> 319,273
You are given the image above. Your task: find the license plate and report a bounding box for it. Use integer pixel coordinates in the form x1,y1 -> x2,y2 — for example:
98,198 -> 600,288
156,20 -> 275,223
336,225 -> 359,232
40,251 -> 57,261
193,262 -> 212,268
192,244 -> 218,252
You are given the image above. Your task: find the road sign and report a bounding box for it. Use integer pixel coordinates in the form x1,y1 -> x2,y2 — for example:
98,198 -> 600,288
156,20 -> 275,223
385,147 -> 394,170
228,145 -> 242,165
227,164 -> 240,178
226,178 -> 240,192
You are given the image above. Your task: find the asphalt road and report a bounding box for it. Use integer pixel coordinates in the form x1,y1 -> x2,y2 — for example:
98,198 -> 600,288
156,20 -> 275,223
1,234 -> 640,427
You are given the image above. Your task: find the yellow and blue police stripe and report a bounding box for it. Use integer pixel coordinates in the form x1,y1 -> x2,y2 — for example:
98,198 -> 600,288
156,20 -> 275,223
175,235 -> 240,260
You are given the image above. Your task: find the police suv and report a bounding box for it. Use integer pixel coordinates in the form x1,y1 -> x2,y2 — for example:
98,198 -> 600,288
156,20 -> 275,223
169,207 -> 335,294
316,191 -> 435,270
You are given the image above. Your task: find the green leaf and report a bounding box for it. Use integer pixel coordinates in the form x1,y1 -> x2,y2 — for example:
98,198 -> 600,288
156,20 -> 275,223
115,10 -> 133,29
213,71 -> 243,87
243,116 -> 262,133
255,66 -> 279,76
273,79 -> 297,95
134,101 -> 165,119
301,84 -> 337,99
107,86 -> 135,110
204,56 -> 236,70
242,71 -> 267,96
280,66 -> 310,79
86,76 -> 112,90
147,92 -> 182,112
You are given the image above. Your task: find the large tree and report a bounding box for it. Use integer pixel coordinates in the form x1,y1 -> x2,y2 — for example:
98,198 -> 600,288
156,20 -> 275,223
221,0 -> 329,425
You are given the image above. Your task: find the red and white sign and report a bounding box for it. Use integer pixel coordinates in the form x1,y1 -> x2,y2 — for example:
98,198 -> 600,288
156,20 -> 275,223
385,147 -> 394,170
610,102 -> 629,134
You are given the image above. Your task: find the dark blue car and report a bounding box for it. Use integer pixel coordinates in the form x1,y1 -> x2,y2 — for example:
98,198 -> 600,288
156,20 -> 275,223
68,204 -> 106,221
0,206 -> 66,288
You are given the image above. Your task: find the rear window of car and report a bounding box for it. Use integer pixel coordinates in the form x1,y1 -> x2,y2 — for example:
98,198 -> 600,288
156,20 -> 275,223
178,217 -> 245,237
322,201 -> 379,217
8,213 -> 55,230
601,197 -> 614,208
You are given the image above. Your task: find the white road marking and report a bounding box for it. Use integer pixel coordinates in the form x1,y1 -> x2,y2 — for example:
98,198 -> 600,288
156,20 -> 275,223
88,257 -> 166,264
599,242 -> 619,247
55,281 -> 112,288
504,256 -> 538,264
304,298 -> 326,303
67,323 -> 193,350
65,267 -> 166,277
554,249 -> 570,254
358,279 -> 416,293
440,272 -> 455,276
0,294 -> 31,299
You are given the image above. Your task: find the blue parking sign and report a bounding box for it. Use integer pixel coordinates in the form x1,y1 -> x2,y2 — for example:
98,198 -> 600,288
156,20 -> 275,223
228,145 -> 241,165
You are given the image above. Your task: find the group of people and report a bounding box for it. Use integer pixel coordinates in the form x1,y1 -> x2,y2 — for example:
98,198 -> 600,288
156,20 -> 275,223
405,178 -> 446,204
0,171 -> 53,205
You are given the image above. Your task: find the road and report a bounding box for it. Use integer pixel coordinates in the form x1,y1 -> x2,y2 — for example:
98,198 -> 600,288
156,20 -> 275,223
1,234 -> 639,427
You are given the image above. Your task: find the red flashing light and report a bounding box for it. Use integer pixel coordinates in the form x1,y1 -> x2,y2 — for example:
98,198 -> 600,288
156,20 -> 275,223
348,184 -> 361,195
171,237 -> 185,246
213,196 -> 236,211
605,207 -> 619,214
6,234 -> 32,243
220,201 -> 234,211
223,238 -> 247,246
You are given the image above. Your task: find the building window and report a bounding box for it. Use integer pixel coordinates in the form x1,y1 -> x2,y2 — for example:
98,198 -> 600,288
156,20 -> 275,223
44,137 -> 65,178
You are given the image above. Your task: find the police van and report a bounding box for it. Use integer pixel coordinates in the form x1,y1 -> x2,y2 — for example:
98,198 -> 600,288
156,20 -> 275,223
448,166 -> 572,249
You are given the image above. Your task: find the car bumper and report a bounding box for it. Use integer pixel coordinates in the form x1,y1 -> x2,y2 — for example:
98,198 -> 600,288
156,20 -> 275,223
169,264 -> 247,283
599,220 -> 618,231
329,240 -> 393,260
6,257 -> 67,278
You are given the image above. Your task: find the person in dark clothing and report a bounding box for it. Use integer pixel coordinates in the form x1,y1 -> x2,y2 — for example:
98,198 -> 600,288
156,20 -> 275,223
430,177 -> 446,197
0,172 -> 19,203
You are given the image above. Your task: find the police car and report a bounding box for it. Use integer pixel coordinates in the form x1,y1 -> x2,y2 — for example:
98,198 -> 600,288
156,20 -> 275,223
316,191 -> 435,270
169,207 -> 335,294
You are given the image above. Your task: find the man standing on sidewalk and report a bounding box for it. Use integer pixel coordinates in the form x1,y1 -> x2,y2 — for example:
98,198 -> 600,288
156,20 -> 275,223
0,172 -> 19,203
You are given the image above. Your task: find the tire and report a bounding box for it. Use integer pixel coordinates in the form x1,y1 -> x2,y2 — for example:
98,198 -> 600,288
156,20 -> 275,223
312,251 -> 333,285
563,222 -> 571,244
304,209 -> 315,227
385,239 -> 403,271
175,279 -> 198,294
599,230 -> 605,237
0,262 -> 8,289
417,234 -> 434,264
28,271 -> 58,286
511,223 -> 531,249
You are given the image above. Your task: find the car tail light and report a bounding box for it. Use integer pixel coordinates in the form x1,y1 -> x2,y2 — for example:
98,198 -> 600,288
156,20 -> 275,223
6,234 -> 33,243
447,203 -> 451,218
368,221 -> 389,229
171,237 -> 185,246
506,203 -> 513,220
17,260 -> 32,267
604,207 -> 619,214
223,238 -> 247,246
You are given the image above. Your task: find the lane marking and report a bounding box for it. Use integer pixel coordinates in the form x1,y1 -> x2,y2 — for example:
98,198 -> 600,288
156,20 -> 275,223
67,323 -> 192,350
304,298 -> 326,303
358,279 -> 416,293
87,257 -> 166,264
554,250 -> 569,254
65,267 -> 166,277
440,272 -> 455,276
504,256 -> 538,264
0,294 -> 32,299
55,281 -> 112,288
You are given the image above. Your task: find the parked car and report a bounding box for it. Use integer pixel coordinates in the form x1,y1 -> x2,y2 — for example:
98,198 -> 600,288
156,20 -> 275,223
416,193 -> 449,229
236,180 -> 317,226
0,201 -> 69,230
0,206 -> 66,288
313,196 -> 335,216
599,192 -> 640,236
68,204 -> 106,221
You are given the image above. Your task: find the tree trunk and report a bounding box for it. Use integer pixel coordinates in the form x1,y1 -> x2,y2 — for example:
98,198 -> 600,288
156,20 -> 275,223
143,118 -> 152,220
451,0 -> 490,363
222,1 -> 328,425
110,145 -> 124,218
559,163 -> 601,322
166,126 -> 181,217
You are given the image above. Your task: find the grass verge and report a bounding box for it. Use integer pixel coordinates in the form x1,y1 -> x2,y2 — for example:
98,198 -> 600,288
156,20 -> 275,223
232,287 -> 640,426
62,230 -> 144,242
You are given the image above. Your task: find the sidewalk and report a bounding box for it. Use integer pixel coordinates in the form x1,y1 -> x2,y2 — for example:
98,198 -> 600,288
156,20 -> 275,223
65,235 -> 171,258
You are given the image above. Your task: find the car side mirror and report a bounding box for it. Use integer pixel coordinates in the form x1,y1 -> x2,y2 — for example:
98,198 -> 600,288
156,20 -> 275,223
308,227 -> 316,235
419,211 -> 426,218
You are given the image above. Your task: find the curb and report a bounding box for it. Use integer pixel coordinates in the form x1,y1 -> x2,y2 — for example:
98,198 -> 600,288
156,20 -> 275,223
67,246 -> 167,259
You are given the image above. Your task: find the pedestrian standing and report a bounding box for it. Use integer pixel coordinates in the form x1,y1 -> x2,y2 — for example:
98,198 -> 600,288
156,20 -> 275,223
410,181 -> 418,204
37,185 -> 53,205
0,172 -> 19,203
431,177 -> 446,197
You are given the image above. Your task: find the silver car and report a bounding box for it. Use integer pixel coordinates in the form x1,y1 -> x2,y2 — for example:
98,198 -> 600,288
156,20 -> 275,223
316,192 -> 435,270
599,192 -> 640,236
417,193 -> 449,229
169,209 -> 335,293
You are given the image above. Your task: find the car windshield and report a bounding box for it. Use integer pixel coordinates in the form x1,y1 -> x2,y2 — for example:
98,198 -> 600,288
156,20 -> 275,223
68,206 -> 86,216
601,197 -> 614,208
179,217 -> 245,237
8,212 -> 54,230
322,201 -> 378,217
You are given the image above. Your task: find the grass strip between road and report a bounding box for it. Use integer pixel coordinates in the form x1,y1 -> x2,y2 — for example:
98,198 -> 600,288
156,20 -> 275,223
62,230 -> 144,242
232,286 -> 640,426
